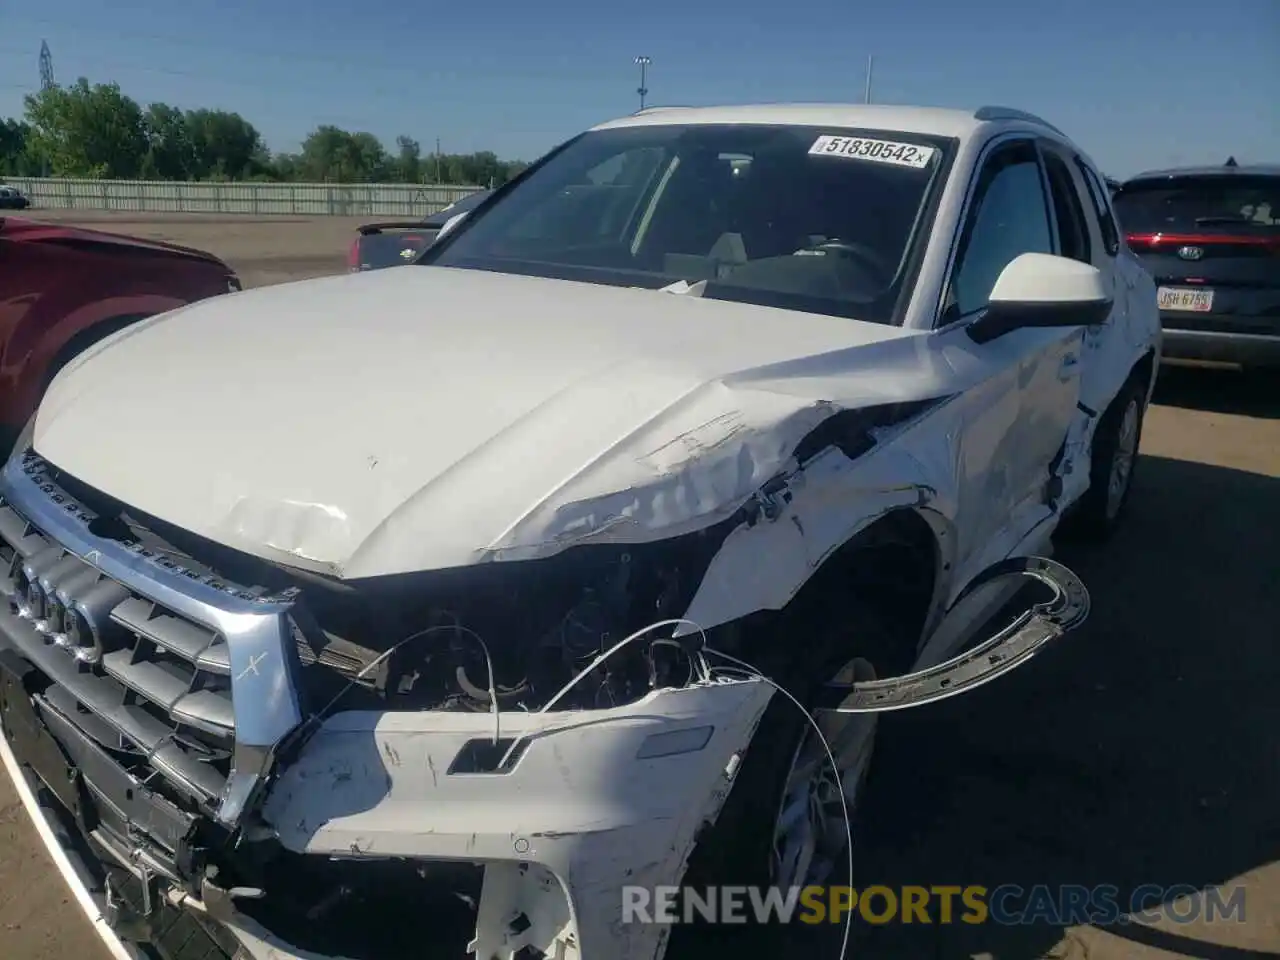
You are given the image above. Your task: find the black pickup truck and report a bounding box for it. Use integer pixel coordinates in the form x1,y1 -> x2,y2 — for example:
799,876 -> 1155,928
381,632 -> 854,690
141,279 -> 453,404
346,189 -> 492,272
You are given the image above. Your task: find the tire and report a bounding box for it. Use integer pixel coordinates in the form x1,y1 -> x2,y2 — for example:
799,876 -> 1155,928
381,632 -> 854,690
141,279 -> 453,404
1061,375 -> 1147,542
665,593 -> 917,956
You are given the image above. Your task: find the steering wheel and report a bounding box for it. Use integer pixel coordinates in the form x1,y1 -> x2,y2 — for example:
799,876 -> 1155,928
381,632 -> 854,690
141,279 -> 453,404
804,239 -> 892,278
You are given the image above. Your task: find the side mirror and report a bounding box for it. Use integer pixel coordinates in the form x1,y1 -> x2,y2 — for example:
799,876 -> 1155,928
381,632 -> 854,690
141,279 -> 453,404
434,210 -> 469,243
966,253 -> 1112,345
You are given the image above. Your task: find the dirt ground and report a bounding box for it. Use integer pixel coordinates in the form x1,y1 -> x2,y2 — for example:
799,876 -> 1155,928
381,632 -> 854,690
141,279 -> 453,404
1,212 -> 1278,960
17,208 -> 365,287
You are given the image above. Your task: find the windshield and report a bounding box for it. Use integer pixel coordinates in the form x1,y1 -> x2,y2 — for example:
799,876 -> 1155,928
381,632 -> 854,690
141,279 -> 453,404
1114,175 -> 1280,234
426,123 -> 952,325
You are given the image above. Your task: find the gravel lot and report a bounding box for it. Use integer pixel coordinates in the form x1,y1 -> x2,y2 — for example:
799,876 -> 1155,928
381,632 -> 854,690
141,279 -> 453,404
1,212 -> 1277,959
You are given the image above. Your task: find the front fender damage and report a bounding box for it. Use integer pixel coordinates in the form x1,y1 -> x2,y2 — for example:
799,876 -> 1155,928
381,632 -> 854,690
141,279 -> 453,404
200,563 -> 1088,960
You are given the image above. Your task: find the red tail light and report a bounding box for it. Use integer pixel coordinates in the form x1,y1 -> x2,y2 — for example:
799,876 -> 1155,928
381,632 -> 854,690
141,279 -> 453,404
1127,231 -> 1280,252
347,238 -> 362,272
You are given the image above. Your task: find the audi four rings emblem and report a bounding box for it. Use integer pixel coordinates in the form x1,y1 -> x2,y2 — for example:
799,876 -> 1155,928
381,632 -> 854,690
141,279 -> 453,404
1177,245 -> 1204,261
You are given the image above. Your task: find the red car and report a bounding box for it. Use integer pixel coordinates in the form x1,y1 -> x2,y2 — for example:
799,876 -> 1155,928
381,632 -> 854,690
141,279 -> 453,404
0,216 -> 239,450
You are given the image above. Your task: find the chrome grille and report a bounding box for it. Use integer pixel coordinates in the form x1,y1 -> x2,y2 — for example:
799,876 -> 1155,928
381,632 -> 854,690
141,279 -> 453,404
0,450 -> 306,827
0,503 -> 235,807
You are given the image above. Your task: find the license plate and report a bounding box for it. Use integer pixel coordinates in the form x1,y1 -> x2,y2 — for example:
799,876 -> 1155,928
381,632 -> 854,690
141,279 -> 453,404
1157,286 -> 1214,312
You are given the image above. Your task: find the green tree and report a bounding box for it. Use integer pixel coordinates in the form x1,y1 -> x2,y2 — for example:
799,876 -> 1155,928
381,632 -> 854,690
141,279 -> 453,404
0,118 -> 43,176
395,135 -> 421,183
184,109 -> 265,180
349,132 -> 390,181
12,75 -> 527,183
23,78 -> 147,178
141,103 -> 196,180
298,125 -> 390,182
267,151 -> 302,181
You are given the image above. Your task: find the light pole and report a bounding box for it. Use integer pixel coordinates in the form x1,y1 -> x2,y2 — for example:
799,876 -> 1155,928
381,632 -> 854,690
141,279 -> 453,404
634,56 -> 651,111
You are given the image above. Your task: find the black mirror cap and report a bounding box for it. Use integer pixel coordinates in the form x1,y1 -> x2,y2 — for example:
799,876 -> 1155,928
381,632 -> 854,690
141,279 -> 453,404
966,296 -> 1113,345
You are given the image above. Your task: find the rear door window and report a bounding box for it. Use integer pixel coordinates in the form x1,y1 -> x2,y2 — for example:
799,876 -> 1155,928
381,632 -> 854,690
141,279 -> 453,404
1076,161 -> 1121,255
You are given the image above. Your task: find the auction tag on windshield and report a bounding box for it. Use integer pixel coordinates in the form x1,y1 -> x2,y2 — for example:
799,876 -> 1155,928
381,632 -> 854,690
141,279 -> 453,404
808,135 -> 935,169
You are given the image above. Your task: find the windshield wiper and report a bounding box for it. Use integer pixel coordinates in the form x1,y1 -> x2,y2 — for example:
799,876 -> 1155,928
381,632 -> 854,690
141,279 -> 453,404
1194,215 -> 1255,225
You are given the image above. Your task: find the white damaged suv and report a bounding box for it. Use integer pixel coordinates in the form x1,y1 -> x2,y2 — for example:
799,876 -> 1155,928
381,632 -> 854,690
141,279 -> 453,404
0,104 -> 1158,960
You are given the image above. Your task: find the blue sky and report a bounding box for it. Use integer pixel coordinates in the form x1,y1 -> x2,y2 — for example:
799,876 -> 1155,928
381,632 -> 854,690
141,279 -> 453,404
1,0 -> 1275,178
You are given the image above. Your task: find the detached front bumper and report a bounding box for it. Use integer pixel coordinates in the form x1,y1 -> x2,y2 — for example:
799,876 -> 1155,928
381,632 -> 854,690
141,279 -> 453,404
0,629 -> 775,960
0,448 -> 780,960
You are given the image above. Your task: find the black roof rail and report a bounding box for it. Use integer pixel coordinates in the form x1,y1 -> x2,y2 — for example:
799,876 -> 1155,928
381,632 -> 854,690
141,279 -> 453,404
973,105 -> 1064,136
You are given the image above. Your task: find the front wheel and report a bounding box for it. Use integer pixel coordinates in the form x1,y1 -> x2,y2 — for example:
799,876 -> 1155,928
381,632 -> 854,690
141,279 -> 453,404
666,601 -> 914,956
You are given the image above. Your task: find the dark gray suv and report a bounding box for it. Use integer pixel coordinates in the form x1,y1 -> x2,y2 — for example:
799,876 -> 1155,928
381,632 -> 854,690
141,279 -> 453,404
1113,160 -> 1280,370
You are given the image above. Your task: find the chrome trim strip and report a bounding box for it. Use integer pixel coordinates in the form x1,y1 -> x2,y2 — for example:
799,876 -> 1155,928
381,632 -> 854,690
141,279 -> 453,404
2,453 -> 296,615
0,450 -> 305,825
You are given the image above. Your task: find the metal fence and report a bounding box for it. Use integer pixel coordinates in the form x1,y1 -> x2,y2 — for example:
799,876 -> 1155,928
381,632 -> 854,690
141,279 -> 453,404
4,178 -> 481,217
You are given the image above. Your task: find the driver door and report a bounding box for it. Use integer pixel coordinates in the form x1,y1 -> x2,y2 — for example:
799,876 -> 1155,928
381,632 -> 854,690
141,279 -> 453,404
935,138 -> 1085,596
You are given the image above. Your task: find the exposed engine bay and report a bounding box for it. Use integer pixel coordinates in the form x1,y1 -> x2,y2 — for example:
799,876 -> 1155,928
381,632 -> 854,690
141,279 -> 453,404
291,541 -> 707,717
67,467 -> 734,720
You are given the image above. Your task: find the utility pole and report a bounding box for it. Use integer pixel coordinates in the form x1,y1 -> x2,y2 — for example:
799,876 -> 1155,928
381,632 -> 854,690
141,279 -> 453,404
39,41 -> 55,90
864,55 -> 874,104
436,137 -> 442,184
38,41 -> 55,177
634,56 -> 651,111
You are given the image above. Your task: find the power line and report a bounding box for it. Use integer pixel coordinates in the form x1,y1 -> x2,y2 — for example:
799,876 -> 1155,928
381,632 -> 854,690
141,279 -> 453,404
0,41 -> 452,127
6,16 -> 513,88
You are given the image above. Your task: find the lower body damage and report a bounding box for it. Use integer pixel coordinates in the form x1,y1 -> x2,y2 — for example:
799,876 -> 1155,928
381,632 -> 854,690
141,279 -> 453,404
1,552 -> 1089,960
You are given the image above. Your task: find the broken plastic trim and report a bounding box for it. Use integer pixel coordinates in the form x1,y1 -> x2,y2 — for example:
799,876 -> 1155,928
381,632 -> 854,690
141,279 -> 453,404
819,556 -> 1088,714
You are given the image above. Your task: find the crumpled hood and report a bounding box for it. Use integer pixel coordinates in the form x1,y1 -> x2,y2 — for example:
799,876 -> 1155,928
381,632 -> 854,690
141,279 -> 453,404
33,265 -> 932,578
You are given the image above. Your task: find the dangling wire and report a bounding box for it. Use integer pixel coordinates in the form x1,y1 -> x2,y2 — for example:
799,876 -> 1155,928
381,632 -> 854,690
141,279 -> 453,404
494,618 -> 711,769
309,615 -> 857,960
703,645 -> 856,960
313,623 -> 502,745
